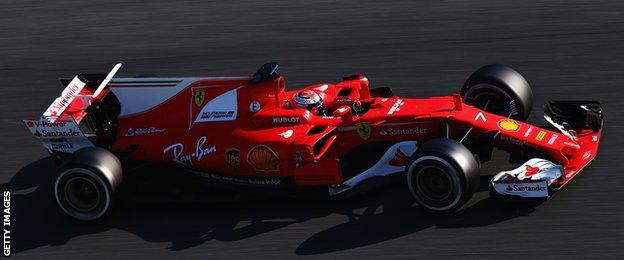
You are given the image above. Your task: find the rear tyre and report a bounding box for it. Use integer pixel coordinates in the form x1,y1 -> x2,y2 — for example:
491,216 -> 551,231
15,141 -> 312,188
406,139 -> 479,213
461,64 -> 533,121
54,147 -> 122,221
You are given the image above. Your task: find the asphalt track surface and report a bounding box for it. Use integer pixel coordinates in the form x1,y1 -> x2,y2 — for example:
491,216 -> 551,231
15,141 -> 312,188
1,0 -> 624,258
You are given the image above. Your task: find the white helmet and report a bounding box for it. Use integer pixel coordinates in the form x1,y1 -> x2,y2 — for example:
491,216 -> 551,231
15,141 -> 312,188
294,90 -> 323,109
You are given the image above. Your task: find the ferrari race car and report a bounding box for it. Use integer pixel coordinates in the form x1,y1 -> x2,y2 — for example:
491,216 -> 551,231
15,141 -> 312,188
24,62 -> 603,221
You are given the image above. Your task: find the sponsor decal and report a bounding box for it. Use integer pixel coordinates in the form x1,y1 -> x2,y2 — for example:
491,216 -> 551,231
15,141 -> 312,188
389,148 -> 410,166
163,136 -> 216,166
494,181 -> 549,197
474,112 -> 487,122
563,141 -> 581,149
249,101 -> 261,113
535,130 -> 546,141
303,110 -> 312,120
193,89 -> 206,107
582,151 -> 592,160
547,134 -> 558,145
334,97 -> 354,103
24,118 -> 93,153
43,76 -> 87,119
387,99 -> 404,115
125,127 -> 166,137
379,127 -> 427,136
506,184 -> 547,192
356,122 -> 371,140
592,135 -> 598,142
50,141 -> 74,150
273,117 -> 299,124
523,165 -> 541,177
200,111 -> 235,120
314,84 -> 329,92
33,129 -> 80,137
498,135 -> 524,146
191,87 -> 240,128
247,145 -> 280,172
336,106 -> 349,114
278,129 -> 294,138
524,126 -> 534,137
199,172 -> 284,186
497,119 -> 520,132
25,120 -> 68,128
225,148 -> 240,168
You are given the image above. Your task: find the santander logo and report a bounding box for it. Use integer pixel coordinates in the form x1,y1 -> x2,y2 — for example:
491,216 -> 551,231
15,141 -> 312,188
505,184 -> 547,192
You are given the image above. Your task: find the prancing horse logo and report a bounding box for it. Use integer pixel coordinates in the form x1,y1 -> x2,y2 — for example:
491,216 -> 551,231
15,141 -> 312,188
194,89 -> 206,107
356,122 -> 371,140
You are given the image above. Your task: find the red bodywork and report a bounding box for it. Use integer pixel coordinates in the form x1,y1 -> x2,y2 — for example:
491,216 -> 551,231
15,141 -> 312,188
61,75 -> 600,189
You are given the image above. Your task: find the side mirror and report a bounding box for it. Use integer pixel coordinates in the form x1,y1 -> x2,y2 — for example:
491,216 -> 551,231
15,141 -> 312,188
332,105 -> 353,122
370,87 -> 394,98
251,61 -> 280,83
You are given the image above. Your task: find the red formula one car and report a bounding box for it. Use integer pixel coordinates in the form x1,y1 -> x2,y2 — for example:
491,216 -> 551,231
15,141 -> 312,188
24,62 -> 603,220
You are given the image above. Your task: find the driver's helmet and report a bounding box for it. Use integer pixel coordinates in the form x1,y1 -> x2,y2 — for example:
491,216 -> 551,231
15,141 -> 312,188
293,89 -> 323,110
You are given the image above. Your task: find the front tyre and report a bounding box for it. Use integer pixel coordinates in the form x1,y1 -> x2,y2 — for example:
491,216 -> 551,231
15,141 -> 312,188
54,147 -> 122,221
461,64 -> 533,121
406,139 -> 479,213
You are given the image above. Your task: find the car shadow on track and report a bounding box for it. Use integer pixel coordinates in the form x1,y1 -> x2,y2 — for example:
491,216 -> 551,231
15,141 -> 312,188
3,157 -> 540,255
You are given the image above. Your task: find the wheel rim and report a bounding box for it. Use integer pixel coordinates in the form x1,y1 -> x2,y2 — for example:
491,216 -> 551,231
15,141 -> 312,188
54,168 -> 111,220
407,156 -> 463,211
64,176 -> 101,212
465,84 -> 517,118
416,165 -> 453,202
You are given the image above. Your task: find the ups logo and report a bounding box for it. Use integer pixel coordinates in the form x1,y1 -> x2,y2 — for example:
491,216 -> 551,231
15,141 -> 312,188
225,148 -> 240,168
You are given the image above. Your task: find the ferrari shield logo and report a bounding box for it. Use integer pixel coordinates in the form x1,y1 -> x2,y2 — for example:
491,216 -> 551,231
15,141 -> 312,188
356,122 -> 371,140
194,89 -> 206,107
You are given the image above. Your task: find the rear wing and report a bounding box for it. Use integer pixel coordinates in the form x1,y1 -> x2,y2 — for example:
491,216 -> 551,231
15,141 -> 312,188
24,64 -> 122,154
44,63 -> 121,123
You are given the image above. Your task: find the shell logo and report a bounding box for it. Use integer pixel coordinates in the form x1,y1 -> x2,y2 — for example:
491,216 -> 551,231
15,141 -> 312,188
247,145 -> 280,172
498,119 -> 521,132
